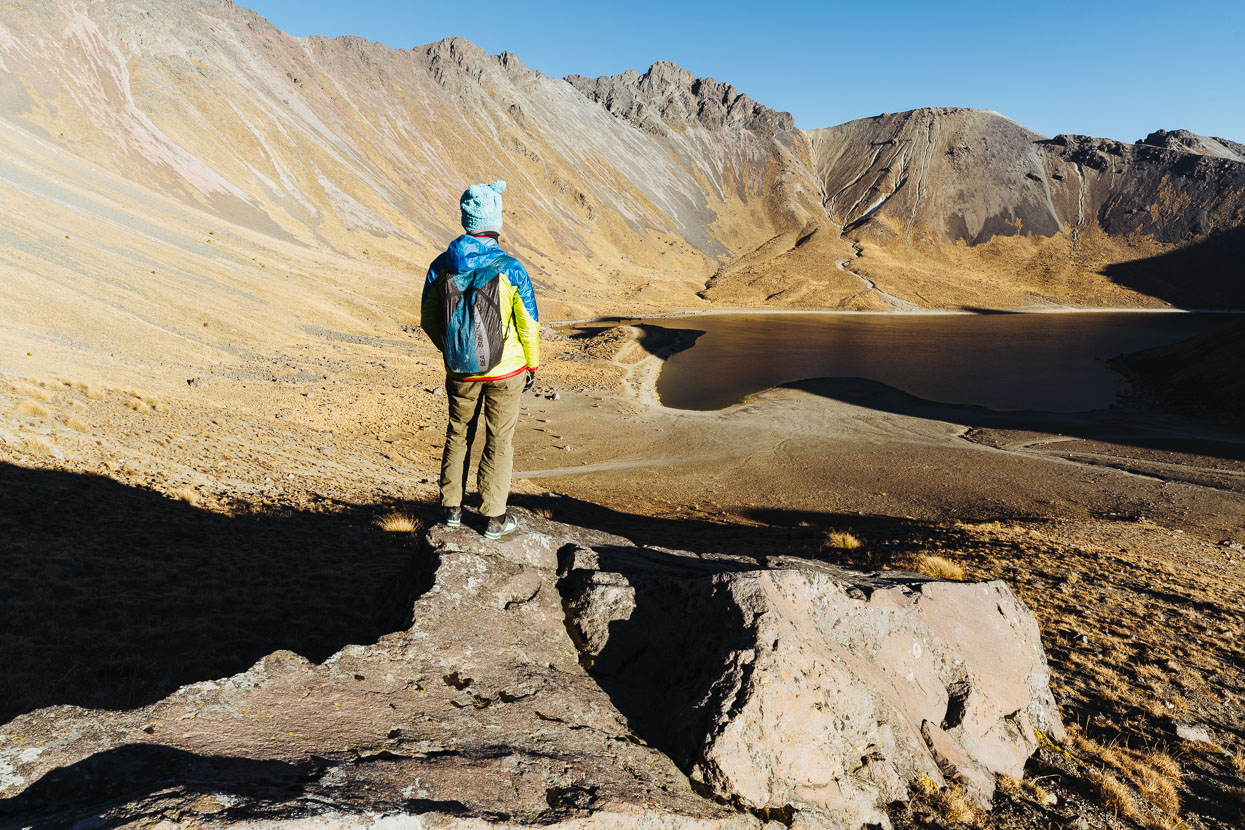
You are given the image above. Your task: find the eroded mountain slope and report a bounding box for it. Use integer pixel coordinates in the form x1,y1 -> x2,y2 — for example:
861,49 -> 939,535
1,0 -> 1243,393
0,0 -> 821,391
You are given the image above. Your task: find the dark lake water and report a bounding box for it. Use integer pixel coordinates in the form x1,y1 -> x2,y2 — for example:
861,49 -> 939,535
638,312 -> 1233,412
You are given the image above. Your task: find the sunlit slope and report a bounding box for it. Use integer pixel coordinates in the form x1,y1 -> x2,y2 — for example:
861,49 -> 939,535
797,109 -> 1245,309
1,0 -> 1243,373
0,0 -> 820,375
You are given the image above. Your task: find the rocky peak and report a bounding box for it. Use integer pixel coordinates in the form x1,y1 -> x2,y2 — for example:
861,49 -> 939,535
566,61 -> 794,137
1138,129 -> 1245,162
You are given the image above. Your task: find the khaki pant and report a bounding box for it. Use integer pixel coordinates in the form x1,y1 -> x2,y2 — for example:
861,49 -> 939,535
439,372 -> 525,518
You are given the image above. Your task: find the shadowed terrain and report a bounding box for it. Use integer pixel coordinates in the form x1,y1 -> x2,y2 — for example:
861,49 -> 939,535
0,463 -> 435,724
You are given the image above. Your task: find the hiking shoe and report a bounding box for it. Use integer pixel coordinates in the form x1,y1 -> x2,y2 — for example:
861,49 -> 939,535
444,506 -> 462,528
483,512 -> 518,539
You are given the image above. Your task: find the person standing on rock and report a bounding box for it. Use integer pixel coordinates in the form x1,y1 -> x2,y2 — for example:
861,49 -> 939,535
421,179 -> 539,539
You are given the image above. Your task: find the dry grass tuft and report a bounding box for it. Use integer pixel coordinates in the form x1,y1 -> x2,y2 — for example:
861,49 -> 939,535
915,554 -> 965,580
1231,754 -> 1245,777
70,399 -> 88,413
998,773 -> 1056,808
823,530 -> 863,551
1089,769 -> 1143,822
1146,751 -> 1182,780
13,382 -> 51,402
173,488 -> 201,508
153,401 -> 170,414
65,417 -> 90,432
996,774 -> 1022,792
24,436 -> 52,455
377,513 -> 421,534
85,386 -> 106,401
1179,738 -> 1227,756
126,399 -> 152,414
16,399 -> 50,418
1134,765 -> 1180,816
914,776 -> 983,825
1070,727 -> 1183,817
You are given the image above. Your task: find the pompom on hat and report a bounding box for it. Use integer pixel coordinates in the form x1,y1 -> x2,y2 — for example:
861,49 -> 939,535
460,179 -> 507,234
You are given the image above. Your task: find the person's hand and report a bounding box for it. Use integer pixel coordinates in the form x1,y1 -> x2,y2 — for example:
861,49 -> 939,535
523,369 -> 535,392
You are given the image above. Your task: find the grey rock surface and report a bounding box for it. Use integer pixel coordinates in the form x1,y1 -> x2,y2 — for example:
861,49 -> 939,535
0,513 -> 1062,828
560,538 -> 1064,822
565,62 -> 795,137
808,108 -> 1245,247
1139,129 -> 1245,163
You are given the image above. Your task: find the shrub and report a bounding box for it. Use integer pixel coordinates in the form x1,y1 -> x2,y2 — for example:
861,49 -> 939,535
377,513 -> 420,534
915,554 -> 965,580
823,531 -> 863,551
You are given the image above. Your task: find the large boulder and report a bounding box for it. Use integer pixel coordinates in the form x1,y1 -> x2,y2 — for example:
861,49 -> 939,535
559,543 -> 1064,825
0,514 -> 1062,828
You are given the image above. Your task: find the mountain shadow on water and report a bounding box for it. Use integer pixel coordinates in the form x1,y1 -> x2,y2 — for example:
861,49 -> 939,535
1101,226 -> 1245,309
0,464 -> 437,725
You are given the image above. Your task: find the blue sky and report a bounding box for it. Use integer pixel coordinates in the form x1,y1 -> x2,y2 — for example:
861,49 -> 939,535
243,0 -> 1245,143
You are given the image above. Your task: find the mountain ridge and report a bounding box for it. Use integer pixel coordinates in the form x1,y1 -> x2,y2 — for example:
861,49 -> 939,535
0,0 -> 1242,389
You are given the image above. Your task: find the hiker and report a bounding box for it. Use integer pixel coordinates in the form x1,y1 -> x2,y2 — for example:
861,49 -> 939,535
420,180 -> 539,539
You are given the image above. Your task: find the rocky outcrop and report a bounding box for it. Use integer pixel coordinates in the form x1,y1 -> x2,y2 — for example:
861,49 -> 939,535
809,108 -> 1245,246
1138,129 -> 1245,163
0,513 -> 1063,828
565,62 -> 794,137
560,542 -> 1063,823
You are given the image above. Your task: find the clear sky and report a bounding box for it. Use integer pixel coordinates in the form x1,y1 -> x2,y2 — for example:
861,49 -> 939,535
241,0 -> 1245,144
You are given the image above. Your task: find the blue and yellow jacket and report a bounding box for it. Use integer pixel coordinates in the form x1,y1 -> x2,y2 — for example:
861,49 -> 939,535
421,233 -> 539,381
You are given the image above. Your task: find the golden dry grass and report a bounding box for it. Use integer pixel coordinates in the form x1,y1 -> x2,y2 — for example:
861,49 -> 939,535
1146,751 -> 1182,780
1179,737 -> 1227,756
1232,754 -> 1245,777
65,417 -> 90,432
377,513 -> 420,534
24,436 -> 52,455
126,399 -> 152,414
173,488 -> 201,508
914,776 -> 983,825
70,399 -> 88,413
1089,768 -> 1144,822
996,773 -> 1054,806
16,399 -> 49,418
1069,725 -> 1183,818
914,553 -> 965,580
85,386 -> 106,401
13,382 -> 52,402
823,530 -> 863,551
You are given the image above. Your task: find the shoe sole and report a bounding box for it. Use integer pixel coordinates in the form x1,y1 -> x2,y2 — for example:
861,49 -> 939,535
483,525 -> 516,540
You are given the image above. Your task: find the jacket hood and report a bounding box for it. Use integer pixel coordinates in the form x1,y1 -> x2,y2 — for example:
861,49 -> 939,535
444,234 -> 505,274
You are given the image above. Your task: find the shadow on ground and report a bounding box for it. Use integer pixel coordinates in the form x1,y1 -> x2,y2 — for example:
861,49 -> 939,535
0,463 -> 437,725
1101,226 -> 1245,309
0,744 -> 317,828
563,322 -> 705,360
780,375 -> 1245,467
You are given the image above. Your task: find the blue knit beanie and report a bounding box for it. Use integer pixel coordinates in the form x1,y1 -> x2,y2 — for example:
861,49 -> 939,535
460,180 -> 506,234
